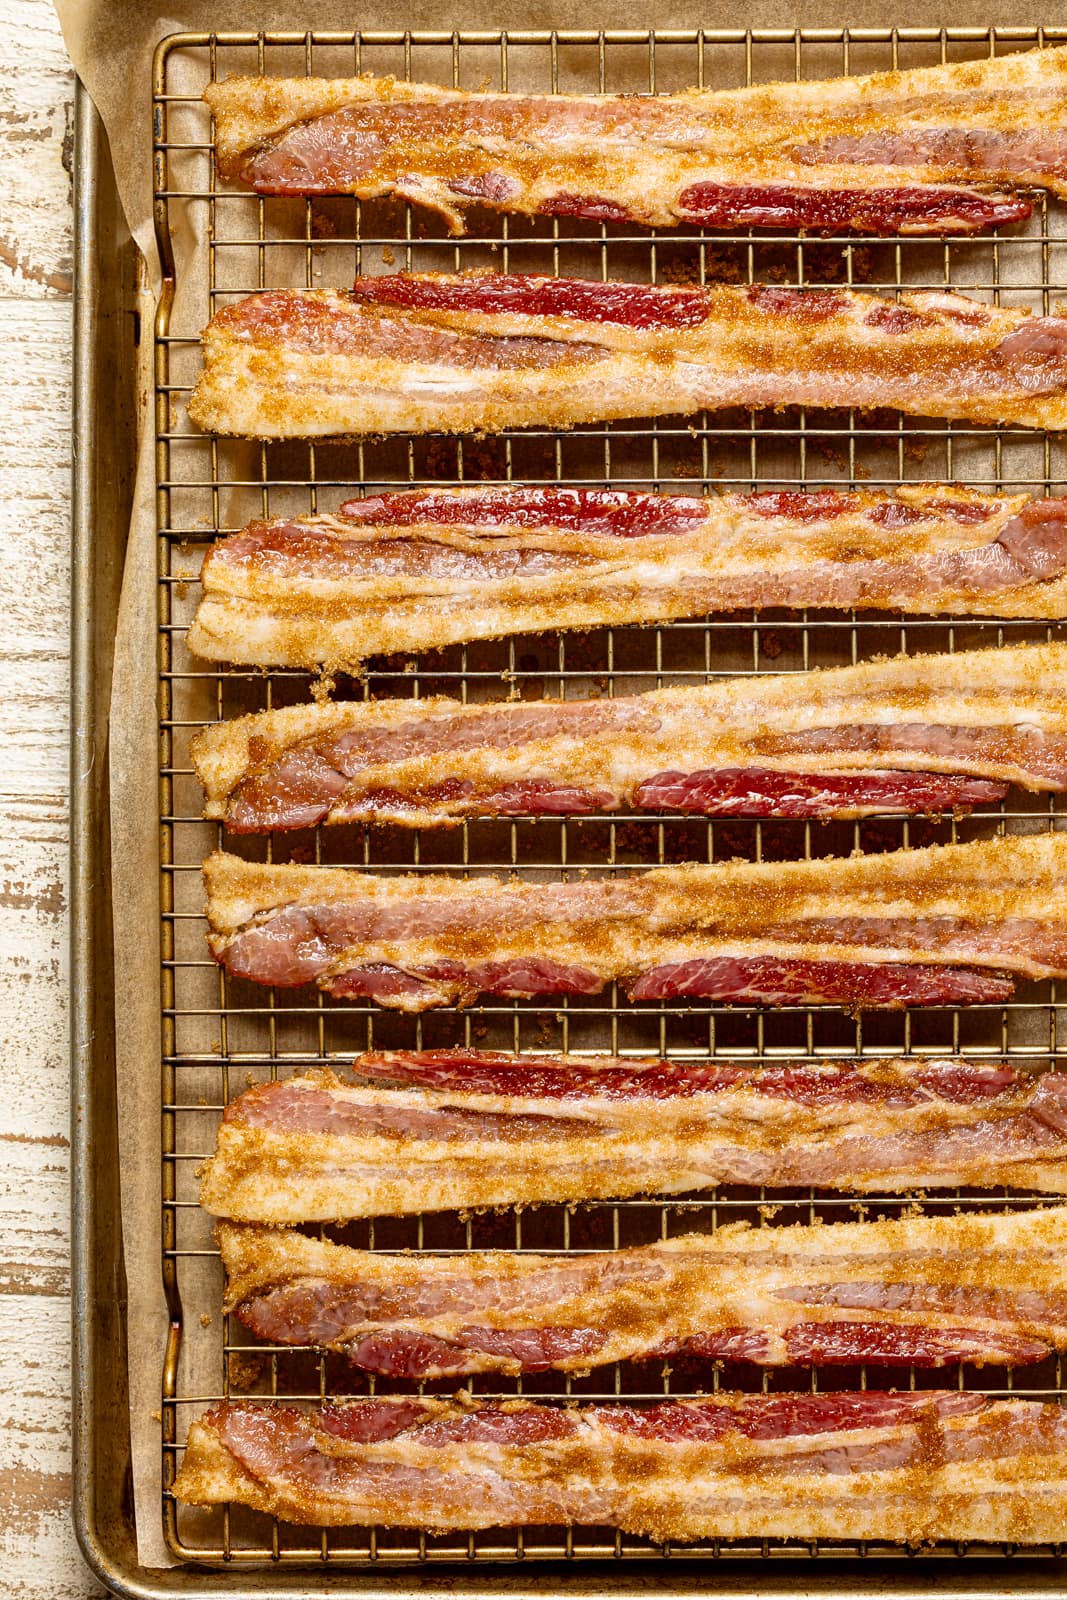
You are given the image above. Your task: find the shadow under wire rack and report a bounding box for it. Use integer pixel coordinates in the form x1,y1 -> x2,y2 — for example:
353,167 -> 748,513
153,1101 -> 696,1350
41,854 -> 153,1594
154,23 -> 1067,1573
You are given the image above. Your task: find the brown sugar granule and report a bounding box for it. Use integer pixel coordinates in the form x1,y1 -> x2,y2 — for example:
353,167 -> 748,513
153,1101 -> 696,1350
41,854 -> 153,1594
226,1353 -> 267,1390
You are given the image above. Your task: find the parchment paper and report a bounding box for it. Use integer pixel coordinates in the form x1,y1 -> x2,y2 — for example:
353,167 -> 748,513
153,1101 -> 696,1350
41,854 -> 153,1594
53,0 -> 1062,1570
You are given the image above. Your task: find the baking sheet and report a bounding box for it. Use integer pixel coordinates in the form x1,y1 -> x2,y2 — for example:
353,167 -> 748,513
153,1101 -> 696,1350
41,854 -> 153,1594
54,1 -> 1067,1572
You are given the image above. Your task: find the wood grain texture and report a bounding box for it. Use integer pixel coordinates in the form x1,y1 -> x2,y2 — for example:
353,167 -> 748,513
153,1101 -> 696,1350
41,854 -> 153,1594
0,1 -> 103,1592
0,0 -> 73,296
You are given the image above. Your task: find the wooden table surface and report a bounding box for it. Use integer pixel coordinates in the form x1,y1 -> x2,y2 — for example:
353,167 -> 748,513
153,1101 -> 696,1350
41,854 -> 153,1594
1,2 -> 104,1592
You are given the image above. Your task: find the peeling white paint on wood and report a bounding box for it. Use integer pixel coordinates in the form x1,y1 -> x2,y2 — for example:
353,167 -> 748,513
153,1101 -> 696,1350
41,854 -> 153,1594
0,1 -> 104,1592
0,2 -> 73,297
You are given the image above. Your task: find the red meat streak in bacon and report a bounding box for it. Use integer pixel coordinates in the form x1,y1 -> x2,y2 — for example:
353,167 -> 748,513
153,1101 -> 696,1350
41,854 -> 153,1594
344,274 -> 1026,338
318,1390 -> 984,1446
796,128 -> 1067,174
349,273 -> 714,327
337,484 -> 992,533
628,770 -> 1005,817
327,482 -> 1029,546
317,778 -> 617,822
700,1324 -> 1049,1365
762,724 -> 1067,783
225,773 -> 1005,833
207,288 -> 598,370
352,1049 -> 1022,1102
624,956 -> 1012,1006
324,956 -> 603,1006
261,1389 -> 1004,1488
340,484 -> 710,534
677,183 -> 1029,231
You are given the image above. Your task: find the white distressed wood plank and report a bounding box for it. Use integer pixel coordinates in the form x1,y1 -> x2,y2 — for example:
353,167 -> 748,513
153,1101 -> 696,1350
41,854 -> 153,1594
0,1295 -> 95,1593
0,0 -> 74,297
0,300 -> 73,775
0,1 -> 103,1590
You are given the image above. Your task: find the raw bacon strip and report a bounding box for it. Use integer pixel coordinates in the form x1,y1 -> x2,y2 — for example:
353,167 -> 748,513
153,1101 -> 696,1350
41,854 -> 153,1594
190,640 -> 1067,830
198,1056 -> 1067,1220
187,486 -> 1067,667
203,833 -> 1067,1012
173,1390 -> 1067,1539
186,276 -> 1067,439
203,47 -> 1067,236
217,1206 -> 1067,1376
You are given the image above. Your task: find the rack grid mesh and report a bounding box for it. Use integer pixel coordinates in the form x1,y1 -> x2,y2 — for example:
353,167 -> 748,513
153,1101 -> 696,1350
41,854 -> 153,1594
154,25 -> 1067,1568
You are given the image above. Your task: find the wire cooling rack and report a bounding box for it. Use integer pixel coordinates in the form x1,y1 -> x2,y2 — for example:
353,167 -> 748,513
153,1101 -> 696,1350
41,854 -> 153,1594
154,25 -> 1067,1569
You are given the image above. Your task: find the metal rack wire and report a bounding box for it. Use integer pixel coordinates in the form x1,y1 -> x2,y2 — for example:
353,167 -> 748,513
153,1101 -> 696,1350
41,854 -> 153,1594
155,25 -> 1067,1569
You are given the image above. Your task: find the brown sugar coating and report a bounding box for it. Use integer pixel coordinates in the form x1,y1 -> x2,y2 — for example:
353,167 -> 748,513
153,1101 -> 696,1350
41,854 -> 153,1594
190,640 -> 1067,829
187,278 -> 1067,441
198,1054 -> 1067,1220
204,47 -> 1067,235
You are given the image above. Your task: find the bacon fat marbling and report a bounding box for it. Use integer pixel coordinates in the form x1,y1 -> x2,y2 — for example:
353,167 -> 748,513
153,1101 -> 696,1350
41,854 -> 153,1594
203,47 -> 1067,236
218,1206 -> 1067,1375
203,833 -> 1067,1013
187,485 -> 1067,668
186,277 -> 1067,438
190,640 -> 1067,829
173,1390 -> 1067,1539
198,1055 -> 1067,1219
